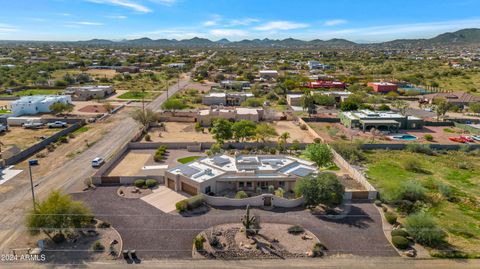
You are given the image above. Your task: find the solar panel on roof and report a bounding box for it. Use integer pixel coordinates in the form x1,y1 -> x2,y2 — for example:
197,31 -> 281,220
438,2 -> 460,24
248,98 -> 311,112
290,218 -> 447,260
212,156 -> 230,166
290,167 -> 314,177
178,165 -> 201,176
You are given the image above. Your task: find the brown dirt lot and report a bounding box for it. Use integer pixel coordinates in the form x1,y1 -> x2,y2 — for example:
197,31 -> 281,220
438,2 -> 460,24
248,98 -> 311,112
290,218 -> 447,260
147,122 -> 215,143
0,127 -> 59,149
78,104 -> 117,114
272,121 -> 315,143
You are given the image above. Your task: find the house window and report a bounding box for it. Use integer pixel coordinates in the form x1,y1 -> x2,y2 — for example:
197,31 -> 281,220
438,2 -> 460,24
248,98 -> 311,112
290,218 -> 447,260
246,182 -> 252,188
278,181 -> 285,187
239,182 -> 244,188
205,186 -> 211,194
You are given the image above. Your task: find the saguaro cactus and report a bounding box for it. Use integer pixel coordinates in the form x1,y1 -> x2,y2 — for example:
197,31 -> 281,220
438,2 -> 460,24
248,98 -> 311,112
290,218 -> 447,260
241,205 -> 256,236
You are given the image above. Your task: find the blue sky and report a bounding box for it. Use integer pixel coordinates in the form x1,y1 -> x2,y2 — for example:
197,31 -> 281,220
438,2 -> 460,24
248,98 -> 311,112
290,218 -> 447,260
1,0 -> 480,42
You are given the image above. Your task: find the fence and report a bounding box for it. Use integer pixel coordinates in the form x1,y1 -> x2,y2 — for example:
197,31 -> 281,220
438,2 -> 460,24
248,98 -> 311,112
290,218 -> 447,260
360,143 -> 480,151
301,117 -> 341,123
4,120 -> 85,165
202,194 -> 305,208
128,141 -> 310,151
454,122 -> 480,134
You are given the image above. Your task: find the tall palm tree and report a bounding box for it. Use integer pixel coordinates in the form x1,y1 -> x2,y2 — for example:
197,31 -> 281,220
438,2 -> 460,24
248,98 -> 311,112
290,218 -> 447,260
278,132 -> 290,153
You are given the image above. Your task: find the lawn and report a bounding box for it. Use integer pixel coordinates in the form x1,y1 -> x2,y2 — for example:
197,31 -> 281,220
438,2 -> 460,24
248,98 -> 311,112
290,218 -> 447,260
0,89 -> 62,97
364,150 -> 480,257
73,126 -> 90,135
0,109 -> 11,114
177,156 -> 202,164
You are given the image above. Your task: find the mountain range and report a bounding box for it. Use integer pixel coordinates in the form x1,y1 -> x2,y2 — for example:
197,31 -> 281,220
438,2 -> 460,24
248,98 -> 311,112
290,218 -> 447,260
2,28 -> 480,48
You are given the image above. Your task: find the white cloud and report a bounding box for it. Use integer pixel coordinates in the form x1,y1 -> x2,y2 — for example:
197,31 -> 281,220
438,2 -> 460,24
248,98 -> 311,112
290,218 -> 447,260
71,21 -> 104,26
148,0 -> 177,6
228,18 -> 260,26
107,15 -> 128,19
129,29 -> 205,39
254,21 -> 309,31
203,14 -> 221,27
210,29 -> 248,37
0,23 -> 19,33
324,19 -> 347,26
87,0 -> 152,13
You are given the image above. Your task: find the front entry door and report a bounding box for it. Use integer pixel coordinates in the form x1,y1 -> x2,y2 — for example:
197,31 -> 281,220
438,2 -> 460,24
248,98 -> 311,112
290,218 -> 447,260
263,196 -> 272,207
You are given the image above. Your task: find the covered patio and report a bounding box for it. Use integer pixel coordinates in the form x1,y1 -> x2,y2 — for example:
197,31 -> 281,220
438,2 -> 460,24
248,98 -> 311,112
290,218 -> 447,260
360,119 -> 400,133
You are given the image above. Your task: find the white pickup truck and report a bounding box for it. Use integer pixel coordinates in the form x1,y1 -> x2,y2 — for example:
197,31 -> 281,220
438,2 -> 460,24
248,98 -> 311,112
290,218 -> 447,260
23,122 -> 44,129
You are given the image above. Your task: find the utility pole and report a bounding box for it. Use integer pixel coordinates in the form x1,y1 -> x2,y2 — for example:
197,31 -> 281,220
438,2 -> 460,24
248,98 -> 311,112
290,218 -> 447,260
28,159 -> 39,211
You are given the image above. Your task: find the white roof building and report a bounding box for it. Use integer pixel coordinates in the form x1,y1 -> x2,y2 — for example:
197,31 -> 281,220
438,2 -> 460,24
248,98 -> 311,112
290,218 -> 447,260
10,95 -> 72,116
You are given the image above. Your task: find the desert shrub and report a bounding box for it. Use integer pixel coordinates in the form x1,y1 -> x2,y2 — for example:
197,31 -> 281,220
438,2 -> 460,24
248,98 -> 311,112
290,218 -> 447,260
397,199 -> 414,214
92,241 -> 105,252
68,133 -> 75,139
391,229 -> 409,237
268,185 -> 275,194
288,225 -> 305,235
313,138 -> 322,144
133,179 -> 145,188
300,124 -> 308,130
193,235 -> 206,251
97,221 -> 111,228
374,200 -> 382,207
384,211 -> 397,225
311,243 -> 326,257
185,195 -> 205,210
275,187 -> 285,198
424,134 -> 434,141
406,143 -> 434,156
145,134 -> 151,141
235,191 -> 248,199
175,200 -> 188,212
405,213 -> 446,247
403,159 -> 425,173
145,179 -> 157,188
396,180 -> 426,202
456,161 -> 471,170
392,236 -> 409,250
436,183 -> 452,198
154,146 -> 168,162
58,136 -> 68,143
330,142 -> 365,164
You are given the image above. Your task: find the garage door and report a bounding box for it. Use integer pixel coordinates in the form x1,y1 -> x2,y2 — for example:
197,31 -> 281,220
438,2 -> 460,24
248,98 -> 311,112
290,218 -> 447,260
181,182 -> 197,196
167,179 -> 175,190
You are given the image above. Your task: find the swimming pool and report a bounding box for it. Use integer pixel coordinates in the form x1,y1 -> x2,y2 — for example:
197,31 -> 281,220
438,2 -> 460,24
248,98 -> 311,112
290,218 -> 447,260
390,134 -> 418,141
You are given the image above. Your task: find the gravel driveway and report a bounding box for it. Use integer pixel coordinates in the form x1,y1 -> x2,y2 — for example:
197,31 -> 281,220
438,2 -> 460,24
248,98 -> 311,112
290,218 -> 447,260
72,187 -> 397,259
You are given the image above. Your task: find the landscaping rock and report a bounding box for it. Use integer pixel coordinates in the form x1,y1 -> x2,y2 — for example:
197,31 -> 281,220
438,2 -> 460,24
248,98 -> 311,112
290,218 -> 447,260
404,249 -> 417,257
302,235 -> 313,240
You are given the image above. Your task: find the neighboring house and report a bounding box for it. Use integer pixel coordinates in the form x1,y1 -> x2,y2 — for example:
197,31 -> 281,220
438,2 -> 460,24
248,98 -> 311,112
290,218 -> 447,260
419,92 -> 480,109
259,70 -> 279,80
202,92 -> 254,106
167,63 -> 186,68
287,91 -> 351,107
307,61 -> 331,70
165,154 -> 317,196
220,80 -> 251,90
339,109 -> 423,132
367,82 -> 398,93
306,80 -> 346,89
65,85 -> 115,101
196,107 -> 263,126
10,95 -> 72,116
286,94 -> 304,106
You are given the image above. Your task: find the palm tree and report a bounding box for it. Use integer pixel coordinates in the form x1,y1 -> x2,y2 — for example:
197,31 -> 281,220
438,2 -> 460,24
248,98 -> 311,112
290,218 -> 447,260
278,132 -> 290,153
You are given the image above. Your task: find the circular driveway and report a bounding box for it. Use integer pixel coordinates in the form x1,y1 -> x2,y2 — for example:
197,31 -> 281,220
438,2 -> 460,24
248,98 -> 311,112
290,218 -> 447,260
72,187 -> 397,259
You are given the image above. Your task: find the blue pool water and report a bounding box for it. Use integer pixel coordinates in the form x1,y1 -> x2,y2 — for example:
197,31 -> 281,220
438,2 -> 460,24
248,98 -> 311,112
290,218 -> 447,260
391,134 -> 418,141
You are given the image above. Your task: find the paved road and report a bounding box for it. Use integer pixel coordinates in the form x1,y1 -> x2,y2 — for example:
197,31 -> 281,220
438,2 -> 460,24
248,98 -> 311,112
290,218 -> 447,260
71,187 -> 396,260
0,52 -> 216,251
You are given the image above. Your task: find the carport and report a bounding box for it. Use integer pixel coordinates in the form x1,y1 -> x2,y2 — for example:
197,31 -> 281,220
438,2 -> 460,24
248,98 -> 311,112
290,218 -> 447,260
360,119 -> 400,133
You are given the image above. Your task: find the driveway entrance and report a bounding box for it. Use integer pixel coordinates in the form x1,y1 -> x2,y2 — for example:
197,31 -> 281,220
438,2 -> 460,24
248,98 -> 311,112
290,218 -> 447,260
141,186 -> 190,213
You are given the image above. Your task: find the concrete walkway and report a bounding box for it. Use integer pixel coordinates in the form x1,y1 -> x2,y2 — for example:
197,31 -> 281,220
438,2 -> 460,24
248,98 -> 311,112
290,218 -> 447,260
141,186 -> 190,213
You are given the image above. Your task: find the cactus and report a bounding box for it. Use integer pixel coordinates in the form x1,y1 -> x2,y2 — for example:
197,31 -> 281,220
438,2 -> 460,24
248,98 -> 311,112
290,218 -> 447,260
241,205 -> 256,236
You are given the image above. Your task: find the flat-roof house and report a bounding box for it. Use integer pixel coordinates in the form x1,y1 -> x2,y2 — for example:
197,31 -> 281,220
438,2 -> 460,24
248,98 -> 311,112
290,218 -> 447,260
167,63 -> 186,68
286,94 -> 304,106
339,109 -> 423,132
306,81 -> 346,89
368,82 -> 398,93
197,107 -> 263,126
259,70 -> 279,80
165,154 -> 317,196
65,85 -> 115,101
419,92 -> 480,109
307,61 -> 331,70
11,95 -> 72,116
202,92 -> 254,106
220,80 -> 251,90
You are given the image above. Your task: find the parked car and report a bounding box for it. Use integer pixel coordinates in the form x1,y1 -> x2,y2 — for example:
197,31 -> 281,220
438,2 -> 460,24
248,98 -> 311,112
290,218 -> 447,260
47,121 -> 67,128
91,157 -> 105,168
23,122 -> 44,129
0,124 -> 7,133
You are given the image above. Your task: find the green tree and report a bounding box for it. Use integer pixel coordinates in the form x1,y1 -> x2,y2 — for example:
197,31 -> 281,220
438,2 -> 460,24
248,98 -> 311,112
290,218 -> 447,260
26,190 -> 92,242
277,132 -> 290,152
294,173 -> 344,208
254,123 -> 278,142
161,98 -> 187,112
49,102 -> 74,114
210,119 -> 233,143
392,100 -> 409,115
303,143 -> 333,167
232,120 -> 256,142
469,103 -> 480,113
405,213 -> 446,247
313,94 -> 336,107
131,108 -> 159,130
301,94 -> 316,117
241,98 -> 263,107
340,100 -> 359,111
433,98 -> 451,121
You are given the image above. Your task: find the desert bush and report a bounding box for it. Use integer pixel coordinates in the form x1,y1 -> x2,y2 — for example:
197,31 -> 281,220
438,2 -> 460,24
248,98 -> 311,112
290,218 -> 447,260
92,241 -> 105,252
145,179 -> 157,188
52,233 -> 66,244
275,187 -> 285,198
145,134 -> 151,141
268,185 -> 275,194
384,211 -> 397,225
330,142 -> 365,164
424,134 -> 434,141
185,195 -> 205,210
235,191 -> 248,199
58,136 -> 68,143
154,146 -> 168,162
396,180 -> 427,202
391,229 -> 409,237
392,236 -> 409,250
193,235 -> 206,251
288,225 -> 305,235
133,179 -> 145,188
311,243 -> 326,257
300,124 -> 308,130
406,143 -> 435,156
403,159 -> 425,173
374,200 -> 382,207
97,221 -> 111,228
405,213 -> 446,247
175,200 -> 188,212
436,183 -> 452,198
